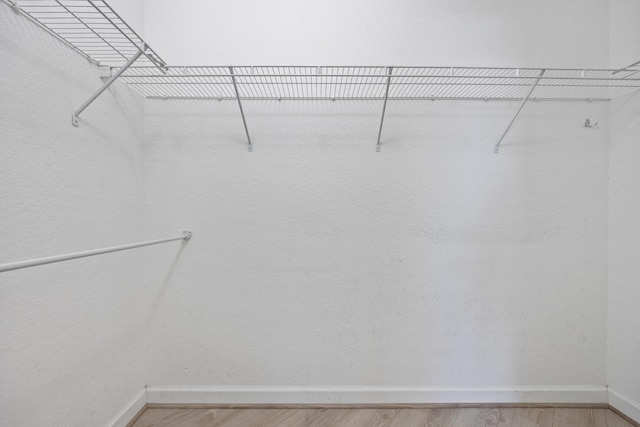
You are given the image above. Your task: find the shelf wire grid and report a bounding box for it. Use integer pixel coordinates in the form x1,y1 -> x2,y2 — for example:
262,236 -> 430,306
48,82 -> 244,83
118,66 -> 640,102
6,0 -> 639,102
7,0 -> 165,68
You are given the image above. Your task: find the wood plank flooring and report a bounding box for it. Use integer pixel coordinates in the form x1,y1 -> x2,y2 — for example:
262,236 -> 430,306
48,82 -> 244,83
130,407 -> 638,427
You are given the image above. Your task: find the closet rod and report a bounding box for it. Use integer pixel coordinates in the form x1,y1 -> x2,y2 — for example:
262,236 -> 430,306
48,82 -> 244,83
0,231 -> 192,273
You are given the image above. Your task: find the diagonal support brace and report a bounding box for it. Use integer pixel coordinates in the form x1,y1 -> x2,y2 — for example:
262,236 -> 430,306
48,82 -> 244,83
229,66 -> 253,152
494,69 -> 545,153
376,67 -> 393,152
72,44 -> 146,127
612,59 -> 640,75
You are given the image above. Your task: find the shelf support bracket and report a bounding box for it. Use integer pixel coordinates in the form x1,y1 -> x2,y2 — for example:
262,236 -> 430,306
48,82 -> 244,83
72,44 -> 146,127
7,0 -> 20,13
612,59 -> 640,75
376,66 -> 393,152
494,69 -> 545,153
229,66 -> 253,152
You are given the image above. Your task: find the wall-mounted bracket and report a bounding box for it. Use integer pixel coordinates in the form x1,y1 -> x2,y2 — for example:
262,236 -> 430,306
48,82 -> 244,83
229,66 -> 253,152
376,66 -> 393,152
584,119 -> 599,128
72,44 -> 146,127
494,69 -> 545,153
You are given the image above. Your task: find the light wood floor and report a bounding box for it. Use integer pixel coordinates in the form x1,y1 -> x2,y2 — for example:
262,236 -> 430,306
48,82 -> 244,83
130,406 -> 639,427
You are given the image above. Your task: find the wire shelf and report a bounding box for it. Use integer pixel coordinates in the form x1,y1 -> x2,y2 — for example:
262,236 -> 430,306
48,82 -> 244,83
7,0 -> 640,148
118,66 -> 640,101
7,0 -> 638,102
8,0 -> 165,68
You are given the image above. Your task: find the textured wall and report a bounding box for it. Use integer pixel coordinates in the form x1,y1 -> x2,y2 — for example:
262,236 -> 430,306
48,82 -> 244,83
608,90 -> 640,417
0,3 -> 160,426
141,0 -> 610,391
608,0 -> 640,414
142,98 -> 608,388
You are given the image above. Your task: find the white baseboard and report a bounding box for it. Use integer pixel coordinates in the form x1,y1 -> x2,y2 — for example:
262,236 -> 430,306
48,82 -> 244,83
105,389 -> 147,427
609,388 -> 640,424
146,386 -> 607,406
111,386 -> 640,425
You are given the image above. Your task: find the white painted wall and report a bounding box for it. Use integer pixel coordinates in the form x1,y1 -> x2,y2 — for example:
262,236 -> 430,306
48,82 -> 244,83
0,3 -> 161,426
608,0 -> 640,69
142,0 -> 610,393
608,89 -> 640,420
5,0 -> 640,423
108,0 -> 145,38
143,99 -> 609,391
608,0 -> 640,419
143,0 -> 609,68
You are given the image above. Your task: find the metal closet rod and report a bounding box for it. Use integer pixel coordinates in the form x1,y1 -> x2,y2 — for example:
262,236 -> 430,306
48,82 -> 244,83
0,231 -> 192,273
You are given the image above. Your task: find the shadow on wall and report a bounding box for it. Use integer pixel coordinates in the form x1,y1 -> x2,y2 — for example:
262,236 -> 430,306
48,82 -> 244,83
144,242 -> 189,333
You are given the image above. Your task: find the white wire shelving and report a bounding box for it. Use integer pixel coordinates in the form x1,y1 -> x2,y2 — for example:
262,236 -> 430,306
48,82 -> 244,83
117,64 -> 640,151
119,66 -> 640,102
6,0 -> 640,151
5,0 -> 167,126
7,0 -> 164,68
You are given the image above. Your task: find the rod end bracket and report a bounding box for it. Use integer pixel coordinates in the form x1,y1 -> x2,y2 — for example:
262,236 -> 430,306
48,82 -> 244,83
182,231 -> 192,241
72,114 -> 79,127
376,144 -> 381,152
